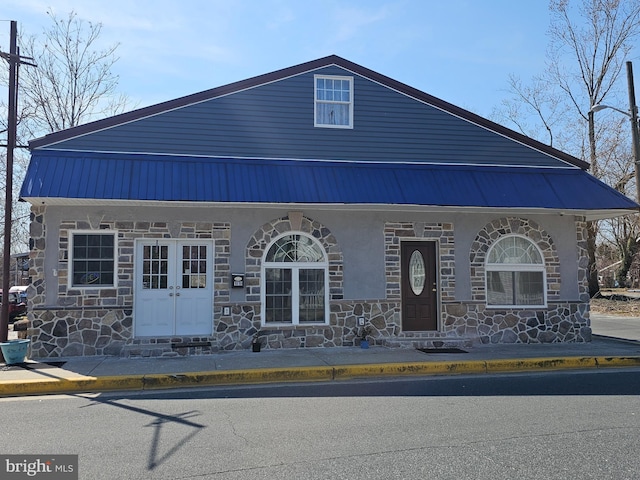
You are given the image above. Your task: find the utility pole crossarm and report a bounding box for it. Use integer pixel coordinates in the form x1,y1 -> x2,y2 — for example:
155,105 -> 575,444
0,51 -> 36,67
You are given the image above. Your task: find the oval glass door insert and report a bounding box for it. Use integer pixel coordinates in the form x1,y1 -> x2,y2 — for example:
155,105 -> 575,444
409,250 -> 425,296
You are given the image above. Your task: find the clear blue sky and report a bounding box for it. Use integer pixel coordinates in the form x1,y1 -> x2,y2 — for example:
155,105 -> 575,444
2,0 -> 640,120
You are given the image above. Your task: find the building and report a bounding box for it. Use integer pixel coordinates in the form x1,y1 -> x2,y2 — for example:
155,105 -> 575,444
20,55 -> 638,358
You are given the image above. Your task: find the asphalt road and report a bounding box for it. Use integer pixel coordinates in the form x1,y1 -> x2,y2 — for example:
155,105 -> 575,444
1,369 -> 639,479
591,314 -> 640,341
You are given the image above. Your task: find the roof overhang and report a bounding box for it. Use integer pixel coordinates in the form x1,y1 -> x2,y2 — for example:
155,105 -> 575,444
19,197 -> 637,222
20,151 -> 639,222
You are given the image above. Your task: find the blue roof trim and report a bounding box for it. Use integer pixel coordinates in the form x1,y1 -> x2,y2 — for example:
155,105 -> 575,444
20,150 -> 638,211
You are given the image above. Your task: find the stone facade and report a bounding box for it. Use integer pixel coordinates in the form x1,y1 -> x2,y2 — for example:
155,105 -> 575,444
27,211 -> 234,357
25,209 -> 592,359
446,216 -> 591,344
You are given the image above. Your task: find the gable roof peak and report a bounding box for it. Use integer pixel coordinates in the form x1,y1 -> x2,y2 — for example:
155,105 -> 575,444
29,54 -> 348,150
27,54 -> 588,169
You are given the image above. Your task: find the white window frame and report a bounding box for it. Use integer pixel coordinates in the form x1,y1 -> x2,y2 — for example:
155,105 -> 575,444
68,230 -> 118,289
261,232 -> 330,326
485,234 -> 547,308
314,74 -> 354,129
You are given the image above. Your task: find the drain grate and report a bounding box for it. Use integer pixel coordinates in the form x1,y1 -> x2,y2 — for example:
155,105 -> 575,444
417,348 -> 468,354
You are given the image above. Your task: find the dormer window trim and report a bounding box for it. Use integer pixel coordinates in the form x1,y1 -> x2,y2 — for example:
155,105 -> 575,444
314,74 -> 354,129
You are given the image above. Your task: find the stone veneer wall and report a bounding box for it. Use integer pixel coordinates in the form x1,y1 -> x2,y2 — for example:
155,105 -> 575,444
382,221 -> 462,346
383,217 -> 591,345
384,221 -> 456,302
245,213 -> 344,302
27,209 -> 233,357
239,213 -> 353,349
26,209 -> 592,358
180,213 -> 393,351
445,216 -> 591,344
217,301 -> 400,349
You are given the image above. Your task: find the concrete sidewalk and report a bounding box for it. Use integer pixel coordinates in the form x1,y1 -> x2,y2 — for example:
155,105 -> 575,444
1,313 -> 639,397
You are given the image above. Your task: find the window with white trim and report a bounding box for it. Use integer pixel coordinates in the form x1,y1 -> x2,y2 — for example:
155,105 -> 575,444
485,235 -> 546,307
314,75 -> 353,128
70,232 -> 116,287
262,233 -> 329,325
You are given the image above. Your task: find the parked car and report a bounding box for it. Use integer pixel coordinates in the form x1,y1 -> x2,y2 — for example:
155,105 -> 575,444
1,288 -> 27,320
9,285 -> 27,304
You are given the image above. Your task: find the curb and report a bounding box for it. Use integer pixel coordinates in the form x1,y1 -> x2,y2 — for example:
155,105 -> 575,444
2,356 -> 640,397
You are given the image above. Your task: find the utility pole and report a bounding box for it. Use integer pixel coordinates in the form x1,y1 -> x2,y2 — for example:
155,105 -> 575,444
0,21 -> 35,355
626,61 -> 640,204
627,61 -> 640,289
592,62 -> 640,202
591,63 -> 640,289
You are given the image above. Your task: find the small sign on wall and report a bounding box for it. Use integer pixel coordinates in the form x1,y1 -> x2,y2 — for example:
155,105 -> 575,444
232,273 -> 245,288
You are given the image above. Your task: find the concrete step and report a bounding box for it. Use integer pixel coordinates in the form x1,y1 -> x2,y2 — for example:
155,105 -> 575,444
120,344 -> 173,358
120,339 -> 218,358
382,335 -> 476,350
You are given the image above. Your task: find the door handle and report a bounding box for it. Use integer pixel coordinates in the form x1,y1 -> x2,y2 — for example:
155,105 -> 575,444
169,293 -> 173,297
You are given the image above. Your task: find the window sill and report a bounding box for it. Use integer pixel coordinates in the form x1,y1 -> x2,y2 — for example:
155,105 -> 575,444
486,304 -> 548,309
261,324 -> 330,329
314,123 -> 353,129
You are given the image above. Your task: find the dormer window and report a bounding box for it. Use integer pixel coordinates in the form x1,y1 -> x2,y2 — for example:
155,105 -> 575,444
314,75 -> 353,128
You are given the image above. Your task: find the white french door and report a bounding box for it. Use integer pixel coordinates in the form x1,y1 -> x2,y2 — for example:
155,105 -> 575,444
134,240 -> 213,337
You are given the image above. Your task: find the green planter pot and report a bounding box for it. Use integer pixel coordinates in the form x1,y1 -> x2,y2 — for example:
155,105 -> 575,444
0,339 -> 30,365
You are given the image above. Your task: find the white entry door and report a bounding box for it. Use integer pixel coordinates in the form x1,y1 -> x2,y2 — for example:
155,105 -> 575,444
134,240 -> 213,337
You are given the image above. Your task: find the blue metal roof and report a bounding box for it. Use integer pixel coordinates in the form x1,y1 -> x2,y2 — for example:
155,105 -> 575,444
20,150 -> 638,216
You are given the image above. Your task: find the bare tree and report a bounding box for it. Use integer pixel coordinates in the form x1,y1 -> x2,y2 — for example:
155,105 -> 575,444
493,0 -> 640,295
18,10 -> 130,136
494,74 -> 570,147
0,10 -> 130,253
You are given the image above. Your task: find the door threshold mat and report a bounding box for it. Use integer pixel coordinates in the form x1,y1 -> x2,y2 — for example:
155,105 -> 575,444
417,348 -> 468,354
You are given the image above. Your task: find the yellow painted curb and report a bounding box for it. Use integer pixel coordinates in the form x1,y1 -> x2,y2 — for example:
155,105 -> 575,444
141,366 -> 335,389
0,375 -> 145,397
79,375 -> 146,392
485,357 -> 598,373
333,361 -> 488,379
3,356 -> 640,397
0,367 -> 335,397
595,356 -> 640,368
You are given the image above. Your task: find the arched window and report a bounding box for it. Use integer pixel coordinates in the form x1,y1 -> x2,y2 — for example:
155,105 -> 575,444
262,234 -> 329,325
486,235 -> 546,307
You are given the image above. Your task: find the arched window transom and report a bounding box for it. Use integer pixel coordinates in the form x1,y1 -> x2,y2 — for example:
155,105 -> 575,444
265,235 -> 326,263
487,236 -> 543,264
486,235 -> 546,308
